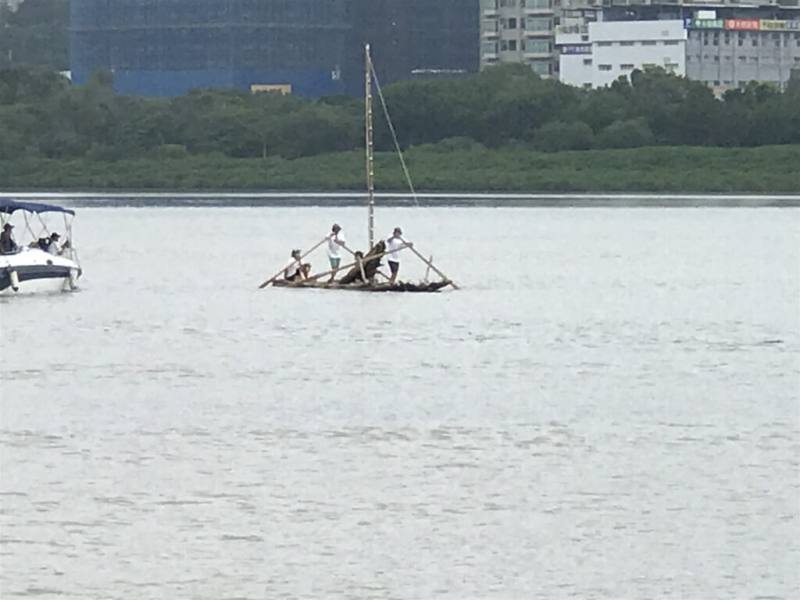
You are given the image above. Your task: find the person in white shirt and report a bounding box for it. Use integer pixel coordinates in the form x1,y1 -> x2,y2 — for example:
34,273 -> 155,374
46,232 -> 62,255
385,227 -> 411,284
283,249 -> 308,282
327,223 -> 346,283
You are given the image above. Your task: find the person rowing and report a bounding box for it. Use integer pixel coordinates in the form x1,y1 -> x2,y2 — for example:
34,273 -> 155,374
385,227 -> 412,284
327,223 -> 346,283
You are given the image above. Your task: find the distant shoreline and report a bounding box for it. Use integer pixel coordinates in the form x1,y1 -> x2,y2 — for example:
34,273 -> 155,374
2,191 -> 798,208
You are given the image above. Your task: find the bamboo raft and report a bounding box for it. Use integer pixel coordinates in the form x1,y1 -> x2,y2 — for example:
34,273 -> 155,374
260,239 -> 457,293
257,45 -> 457,295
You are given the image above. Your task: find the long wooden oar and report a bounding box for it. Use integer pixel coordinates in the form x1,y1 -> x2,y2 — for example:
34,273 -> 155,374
400,237 -> 459,290
258,237 -> 327,289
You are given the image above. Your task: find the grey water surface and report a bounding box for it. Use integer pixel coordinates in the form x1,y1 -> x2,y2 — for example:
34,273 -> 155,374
1,206 -> 798,599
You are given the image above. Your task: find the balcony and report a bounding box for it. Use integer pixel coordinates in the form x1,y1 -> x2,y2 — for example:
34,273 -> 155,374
525,28 -> 554,37
524,51 -> 553,59
525,8 -> 555,16
483,30 -> 500,39
483,9 -> 499,17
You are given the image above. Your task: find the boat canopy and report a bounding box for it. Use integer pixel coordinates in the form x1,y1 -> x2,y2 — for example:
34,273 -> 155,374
0,199 -> 75,216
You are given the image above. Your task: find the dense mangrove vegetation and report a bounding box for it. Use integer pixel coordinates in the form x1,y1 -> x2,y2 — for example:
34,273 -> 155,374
1,62 -> 798,191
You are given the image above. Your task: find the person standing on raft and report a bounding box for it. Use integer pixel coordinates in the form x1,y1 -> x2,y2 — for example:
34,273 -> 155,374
327,223 -> 346,283
385,227 -> 411,284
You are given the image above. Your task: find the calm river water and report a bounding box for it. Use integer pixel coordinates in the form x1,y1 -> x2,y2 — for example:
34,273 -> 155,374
1,205 -> 798,599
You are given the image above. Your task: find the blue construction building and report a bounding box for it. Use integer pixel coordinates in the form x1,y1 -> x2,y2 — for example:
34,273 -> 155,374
70,0 -> 479,97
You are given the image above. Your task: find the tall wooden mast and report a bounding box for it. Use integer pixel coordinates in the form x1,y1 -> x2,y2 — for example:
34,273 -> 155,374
365,44 -> 375,249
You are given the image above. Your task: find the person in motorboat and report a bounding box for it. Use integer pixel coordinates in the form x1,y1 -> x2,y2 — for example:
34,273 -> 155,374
386,227 -> 412,284
327,223 -> 346,283
32,232 -> 61,253
284,249 -> 310,282
0,223 -> 18,254
45,232 -> 63,255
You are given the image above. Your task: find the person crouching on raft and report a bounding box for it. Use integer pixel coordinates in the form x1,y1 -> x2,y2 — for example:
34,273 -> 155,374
284,249 -> 310,282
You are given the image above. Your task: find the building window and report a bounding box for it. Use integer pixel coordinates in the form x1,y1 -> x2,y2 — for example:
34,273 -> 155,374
527,40 -> 550,53
527,18 -> 551,31
505,18 -> 517,29
530,61 -> 550,75
583,58 -> 592,65
641,41 -> 657,46
620,41 -> 634,46
663,41 -> 679,46
597,41 -> 612,47
752,38 -> 758,47
598,64 -> 612,71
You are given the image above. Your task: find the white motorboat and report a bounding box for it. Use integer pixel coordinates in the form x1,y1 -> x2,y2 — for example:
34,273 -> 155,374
1,199 -> 82,295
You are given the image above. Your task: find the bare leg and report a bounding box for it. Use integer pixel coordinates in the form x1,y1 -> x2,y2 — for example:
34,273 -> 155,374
328,260 -> 339,283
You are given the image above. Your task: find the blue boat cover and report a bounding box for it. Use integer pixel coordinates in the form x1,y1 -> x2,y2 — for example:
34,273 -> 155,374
0,199 -> 75,216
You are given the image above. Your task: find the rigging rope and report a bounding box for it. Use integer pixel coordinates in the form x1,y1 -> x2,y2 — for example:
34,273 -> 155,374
370,63 -> 420,208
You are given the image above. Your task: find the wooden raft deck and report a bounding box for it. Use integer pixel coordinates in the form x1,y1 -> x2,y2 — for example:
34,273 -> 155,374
271,280 -> 450,293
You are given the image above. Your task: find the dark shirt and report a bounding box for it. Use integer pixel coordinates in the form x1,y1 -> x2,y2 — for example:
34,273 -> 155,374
0,231 -> 18,254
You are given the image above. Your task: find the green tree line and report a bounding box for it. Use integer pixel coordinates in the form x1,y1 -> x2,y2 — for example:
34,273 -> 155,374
1,63 -> 799,164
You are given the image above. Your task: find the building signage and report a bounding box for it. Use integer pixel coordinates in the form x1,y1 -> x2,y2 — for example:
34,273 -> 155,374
687,18 -> 800,32
725,19 -> 760,31
691,18 -> 724,30
760,19 -> 800,31
560,44 -> 592,55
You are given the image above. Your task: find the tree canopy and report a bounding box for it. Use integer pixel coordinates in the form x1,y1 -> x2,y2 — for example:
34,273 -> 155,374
0,63 -> 798,164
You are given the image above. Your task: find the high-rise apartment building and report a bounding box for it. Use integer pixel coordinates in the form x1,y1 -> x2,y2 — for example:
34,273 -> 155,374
480,0 -> 557,76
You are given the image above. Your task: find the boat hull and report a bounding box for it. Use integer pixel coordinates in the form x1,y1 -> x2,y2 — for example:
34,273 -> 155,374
272,280 -> 450,293
1,249 -> 81,295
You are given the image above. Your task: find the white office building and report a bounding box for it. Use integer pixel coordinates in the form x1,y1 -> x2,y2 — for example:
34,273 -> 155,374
557,20 -> 687,88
